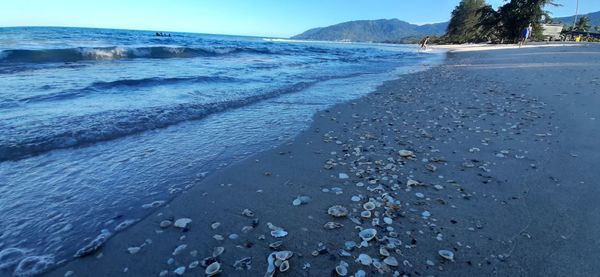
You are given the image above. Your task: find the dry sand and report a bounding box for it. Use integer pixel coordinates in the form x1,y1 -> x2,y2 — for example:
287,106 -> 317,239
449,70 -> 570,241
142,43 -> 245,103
46,44 -> 600,276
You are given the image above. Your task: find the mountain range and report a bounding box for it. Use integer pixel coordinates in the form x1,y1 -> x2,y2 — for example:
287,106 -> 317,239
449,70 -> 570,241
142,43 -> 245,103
291,11 -> 600,43
291,19 -> 448,43
554,11 -> 600,27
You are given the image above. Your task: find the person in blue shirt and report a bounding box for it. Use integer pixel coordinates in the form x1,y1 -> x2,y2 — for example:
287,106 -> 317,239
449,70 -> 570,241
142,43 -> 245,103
519,23 -> 533,47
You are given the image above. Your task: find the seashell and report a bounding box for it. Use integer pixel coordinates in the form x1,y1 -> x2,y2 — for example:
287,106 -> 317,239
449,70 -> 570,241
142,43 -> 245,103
379,247 -> 390,257
355,270 -> 366,277
205,261 -> 221,276
212,246 -> 224,258
383,256 -> 399,267
265,253 -> 276,277
174,218 -> 192,229
292,198 -> 302,206
360,210 -> 372,218
270,229 -> 288,238
159,220 -> 172,228
241,209 -> 254,217
362,202 -> 376,211
269,241 -> 283,249
344,241 -> 356,251
335,264 -> 348,276
355,254 -> 372,265
438,249 -> 455,261
406,179 -> 420,187
241,226 -> 254,233
279,260 -> 290,272
327,205 -> 348,218
323,222 -> 343,230
338,249 -> 351,257
210,222 -> 221,230
399,150 -> 415,158
358,228 -> 377,241
383,217 -> 393,224
311,250 -> 319,257
275,250 -> 293,261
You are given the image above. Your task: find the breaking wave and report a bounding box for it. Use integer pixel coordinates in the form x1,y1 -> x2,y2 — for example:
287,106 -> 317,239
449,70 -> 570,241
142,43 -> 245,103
0,46 -> 280,64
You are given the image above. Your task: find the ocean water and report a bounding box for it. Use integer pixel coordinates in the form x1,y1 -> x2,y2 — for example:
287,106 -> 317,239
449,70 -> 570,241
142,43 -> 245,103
0,27 -> 442,275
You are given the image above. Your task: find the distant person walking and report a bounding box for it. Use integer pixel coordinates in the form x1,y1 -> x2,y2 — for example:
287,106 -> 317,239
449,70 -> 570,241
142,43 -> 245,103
420,36 -> 430,50
519,23 -> 533,47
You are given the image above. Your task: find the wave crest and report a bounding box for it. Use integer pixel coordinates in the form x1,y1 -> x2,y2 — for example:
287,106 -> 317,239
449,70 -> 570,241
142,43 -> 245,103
0,46 -> 279,63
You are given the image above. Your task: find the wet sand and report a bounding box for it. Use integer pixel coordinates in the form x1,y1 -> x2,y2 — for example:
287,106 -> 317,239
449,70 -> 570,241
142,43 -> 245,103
46,44 -> 600,277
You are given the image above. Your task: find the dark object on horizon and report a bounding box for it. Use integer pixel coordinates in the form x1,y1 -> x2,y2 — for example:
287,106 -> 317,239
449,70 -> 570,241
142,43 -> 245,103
155,32 -> 171,37
291,19 -> 447,43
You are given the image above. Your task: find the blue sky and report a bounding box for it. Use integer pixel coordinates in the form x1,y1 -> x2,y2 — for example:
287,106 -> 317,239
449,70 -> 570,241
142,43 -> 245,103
0,0 -> 598,37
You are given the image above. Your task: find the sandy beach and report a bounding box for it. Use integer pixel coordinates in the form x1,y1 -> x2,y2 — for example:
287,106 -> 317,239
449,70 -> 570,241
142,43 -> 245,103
45,44 -> 600,277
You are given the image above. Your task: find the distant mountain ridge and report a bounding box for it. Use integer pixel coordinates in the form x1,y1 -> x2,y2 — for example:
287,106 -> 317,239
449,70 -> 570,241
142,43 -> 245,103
291,19 -> 448,43
554,11 -> 600,28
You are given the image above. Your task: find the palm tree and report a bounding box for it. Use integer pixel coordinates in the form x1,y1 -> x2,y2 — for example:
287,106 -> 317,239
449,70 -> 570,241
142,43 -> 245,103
575,16 -> 591,31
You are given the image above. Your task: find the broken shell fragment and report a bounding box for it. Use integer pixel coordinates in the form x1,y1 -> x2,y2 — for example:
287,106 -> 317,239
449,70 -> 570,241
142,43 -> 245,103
275,251 -> 293,261
241,209 -> 254,217
323,222 -> 343,230
269,241 -> 283,249
327,205 -> 348,218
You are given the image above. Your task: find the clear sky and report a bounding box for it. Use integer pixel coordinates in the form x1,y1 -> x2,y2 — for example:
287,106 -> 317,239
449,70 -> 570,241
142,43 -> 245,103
0,0 -> 598,37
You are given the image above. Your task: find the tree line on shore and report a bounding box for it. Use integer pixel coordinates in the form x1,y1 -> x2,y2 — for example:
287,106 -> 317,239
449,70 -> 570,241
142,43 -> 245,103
435,0 -> 599,44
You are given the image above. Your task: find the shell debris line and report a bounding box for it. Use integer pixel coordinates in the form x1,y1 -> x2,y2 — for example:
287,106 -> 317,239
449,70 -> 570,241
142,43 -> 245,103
54,52 -> 558,277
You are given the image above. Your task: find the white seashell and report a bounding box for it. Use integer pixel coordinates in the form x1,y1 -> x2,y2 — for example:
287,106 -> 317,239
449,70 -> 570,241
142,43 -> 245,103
355,254 -> 372,265
212,246 -> 224,257
383,256 -> 399,266
270,229 -> 288,238
362,202 -> 376,211
360,210 -> 372,218
399,150 -> 415,158
383,217 -> 393,224
174,218 -> 192,229
358,228 -> 377,241
328,205 -> 349,217
174,266 -> 186,275
438,249 -> 455,261
211,222 -> 221,230
205,261 -> 221,276
355,270 -> 366,277
279,260 -> 290,272
275,250 -> 293,261
241,209 -> 254,217
379,247 -> 390,257
292,198 -> 302,206
335,264 -> 348,276
351,195 -> 361,202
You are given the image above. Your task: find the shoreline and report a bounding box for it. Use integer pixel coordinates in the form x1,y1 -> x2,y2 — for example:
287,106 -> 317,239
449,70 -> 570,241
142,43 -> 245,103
46,44 -> 600,276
